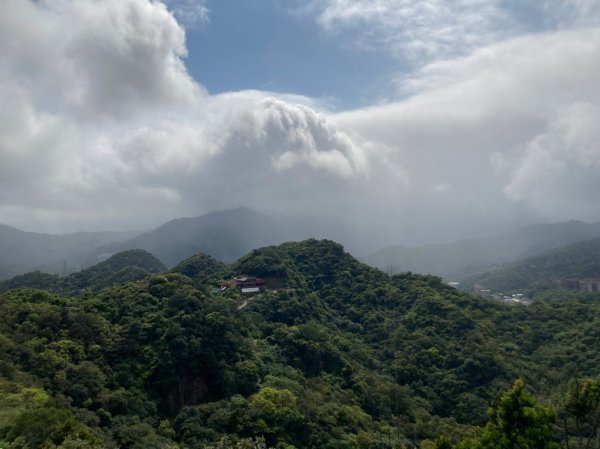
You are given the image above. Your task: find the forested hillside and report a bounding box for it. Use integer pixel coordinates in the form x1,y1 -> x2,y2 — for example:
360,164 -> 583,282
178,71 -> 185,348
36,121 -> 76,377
463,236 -> 600,298
1,240 -> 600,448
0,250 -> 166,296
0,224 -> 142,280
363,220 -> 600,279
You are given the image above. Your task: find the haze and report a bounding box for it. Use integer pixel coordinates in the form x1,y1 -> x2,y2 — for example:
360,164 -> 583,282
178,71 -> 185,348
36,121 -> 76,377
2,0 -> 600,248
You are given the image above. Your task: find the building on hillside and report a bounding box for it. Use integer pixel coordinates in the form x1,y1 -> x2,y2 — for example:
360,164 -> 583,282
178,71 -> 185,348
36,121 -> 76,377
473,284 -> 493,299
580,278 -> 600,292
556,278 -> 581,290
234,277 -> 266,289
556,278 -> 600,292
217,276 -> 266,295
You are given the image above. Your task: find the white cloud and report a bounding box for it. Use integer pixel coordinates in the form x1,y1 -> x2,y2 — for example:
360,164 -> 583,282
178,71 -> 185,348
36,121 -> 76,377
496,102 -> 600,220
334,28 -> 600,225
303,0 -> 600,64
303,0 -> 513,61
0,0 -> 202,121
2,0 -> 600,246
0,0 -> 395,233
166,0 -> 210,29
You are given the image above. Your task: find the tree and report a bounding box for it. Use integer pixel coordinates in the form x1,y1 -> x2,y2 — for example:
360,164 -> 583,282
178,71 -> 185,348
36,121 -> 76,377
559,379 -> 600,449
458,379 -> 558,449
246,387 -> 303,446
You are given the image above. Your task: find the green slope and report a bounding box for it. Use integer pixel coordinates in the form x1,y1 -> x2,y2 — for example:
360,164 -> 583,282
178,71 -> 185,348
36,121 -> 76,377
0,223 -> 142,280
0,249 -> 166,295
464,236 -> 600,294
170,252 -> 226,281
1,240 -> 600,448
363,220 -> 600,279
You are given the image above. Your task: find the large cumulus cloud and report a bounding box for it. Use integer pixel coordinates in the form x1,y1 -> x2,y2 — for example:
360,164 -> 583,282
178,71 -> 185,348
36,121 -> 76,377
334,27 -> 600,229
496,102 -> 600,220
0,0 -> 391,233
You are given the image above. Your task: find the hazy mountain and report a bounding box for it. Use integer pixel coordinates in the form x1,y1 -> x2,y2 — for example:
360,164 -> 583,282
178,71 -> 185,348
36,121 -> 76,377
0,224 -> 142,280
462,236 -> 600,294
362,220 -> 600,280
99,207 -> 357,266
0,208 -> 356,279
0,249 -> 166,295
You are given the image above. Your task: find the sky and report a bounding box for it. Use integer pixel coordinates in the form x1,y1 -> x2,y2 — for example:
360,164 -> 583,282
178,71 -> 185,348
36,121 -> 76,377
1,0 -> 600,247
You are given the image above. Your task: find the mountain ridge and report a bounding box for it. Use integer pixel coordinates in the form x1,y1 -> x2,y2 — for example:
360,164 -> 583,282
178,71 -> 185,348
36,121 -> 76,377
362,219 -> 600,279
462,235 -> 600,295
0,249 -> 166,295
0,224 -> 143,280
98,207 -> 358,266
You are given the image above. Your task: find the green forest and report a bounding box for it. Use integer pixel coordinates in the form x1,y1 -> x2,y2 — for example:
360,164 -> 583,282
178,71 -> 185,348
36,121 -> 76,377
462,237 -> 600,302
1,240 -> 600,448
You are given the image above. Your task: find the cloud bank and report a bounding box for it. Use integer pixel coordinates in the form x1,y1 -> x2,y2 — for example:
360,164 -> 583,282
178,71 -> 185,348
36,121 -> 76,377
336,27 -> 600,225
1,0 -> 599,247
0,0 -> 387,234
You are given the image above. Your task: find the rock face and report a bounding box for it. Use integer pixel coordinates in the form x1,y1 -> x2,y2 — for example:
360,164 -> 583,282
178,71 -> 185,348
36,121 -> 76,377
167,376 -> 209,415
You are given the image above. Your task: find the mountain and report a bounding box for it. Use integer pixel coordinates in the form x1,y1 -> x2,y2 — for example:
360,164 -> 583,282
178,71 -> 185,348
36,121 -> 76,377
100,207 -> 357,266
170,252 -> 226,282
362,220 -> 600,279
2,239 -> 600,448
462,236 -> 600,295
0,208 -> 356,280
0,223 -> 142,280
0,249 -> 166,295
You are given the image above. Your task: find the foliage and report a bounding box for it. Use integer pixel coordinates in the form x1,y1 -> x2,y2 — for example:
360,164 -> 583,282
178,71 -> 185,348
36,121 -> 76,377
558,379 -> 600,449
0,249 -> 166,295
0,239 -> 600,448
456,379 -> 558,449
464,237 -> 600,296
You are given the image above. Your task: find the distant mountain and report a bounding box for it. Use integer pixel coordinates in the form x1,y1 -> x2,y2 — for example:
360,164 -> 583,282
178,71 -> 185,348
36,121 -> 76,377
0,208 -> 356,279
99,207 -> 357,266
362,220 -> 600,280
462,236 -> 600,294
0,249 -> 166,295
0,224 -> 142,280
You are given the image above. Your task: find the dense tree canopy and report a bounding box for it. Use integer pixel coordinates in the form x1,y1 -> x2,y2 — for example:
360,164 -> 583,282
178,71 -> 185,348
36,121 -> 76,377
0,239 -> 599,448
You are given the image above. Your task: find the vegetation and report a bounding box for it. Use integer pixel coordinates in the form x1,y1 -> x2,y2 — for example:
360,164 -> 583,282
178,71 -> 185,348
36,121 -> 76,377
0,239 -> 600,448
0,250 -> 166,296
363,220 -> 600,280
0,223 -> 141,281
463,236 -> 600,300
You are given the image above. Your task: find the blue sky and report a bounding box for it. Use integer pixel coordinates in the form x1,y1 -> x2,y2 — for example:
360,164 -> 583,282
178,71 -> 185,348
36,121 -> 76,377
183,0 -> 400,109
179,0 -> 599,108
